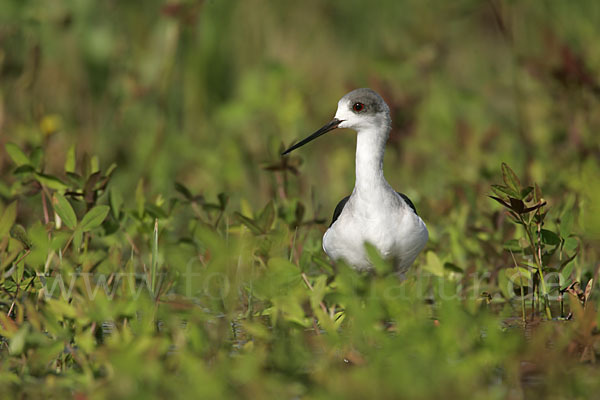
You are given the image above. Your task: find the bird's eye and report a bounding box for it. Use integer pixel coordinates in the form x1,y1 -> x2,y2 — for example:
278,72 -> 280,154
353,102 -> 364,112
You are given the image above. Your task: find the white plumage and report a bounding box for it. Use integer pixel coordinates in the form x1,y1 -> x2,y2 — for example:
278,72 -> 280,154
283,88 -> 428,277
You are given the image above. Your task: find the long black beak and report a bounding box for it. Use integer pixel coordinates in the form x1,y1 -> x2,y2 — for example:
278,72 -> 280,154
281,119 -> 342,155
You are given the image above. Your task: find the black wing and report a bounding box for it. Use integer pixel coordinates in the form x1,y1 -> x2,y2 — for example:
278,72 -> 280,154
330,195 -> 350,227
398,192 -> 418,215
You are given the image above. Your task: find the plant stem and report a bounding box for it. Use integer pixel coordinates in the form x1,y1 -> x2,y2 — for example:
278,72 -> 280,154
518,215 -> 552,319
509,250 -> 526,322
151,219 -> 159,297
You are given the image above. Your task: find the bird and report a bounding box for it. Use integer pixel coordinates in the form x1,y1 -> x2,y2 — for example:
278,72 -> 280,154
282,88 -> 428,278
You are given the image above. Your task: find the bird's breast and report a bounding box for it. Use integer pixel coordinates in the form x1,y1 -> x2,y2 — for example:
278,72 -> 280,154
322,200 -> 428,272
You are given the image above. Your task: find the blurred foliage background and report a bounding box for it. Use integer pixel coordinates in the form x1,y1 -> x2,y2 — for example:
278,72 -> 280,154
1,0 -> 598,214
1,0 -> 600,398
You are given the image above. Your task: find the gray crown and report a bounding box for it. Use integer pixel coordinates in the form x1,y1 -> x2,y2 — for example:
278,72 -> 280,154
341,88 -> 389,115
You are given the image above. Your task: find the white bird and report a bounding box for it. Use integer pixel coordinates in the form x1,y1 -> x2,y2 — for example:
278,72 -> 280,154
282,88 -> 428,278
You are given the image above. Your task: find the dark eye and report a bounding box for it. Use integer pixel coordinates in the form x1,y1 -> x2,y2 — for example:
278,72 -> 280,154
353,102 -> 364,112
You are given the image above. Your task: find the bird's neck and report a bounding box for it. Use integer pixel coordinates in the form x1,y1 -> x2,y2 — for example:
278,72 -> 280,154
354,125 -> 390,196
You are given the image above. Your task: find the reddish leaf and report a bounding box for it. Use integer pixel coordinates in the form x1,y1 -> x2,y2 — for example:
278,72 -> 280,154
509,198 -> 525,213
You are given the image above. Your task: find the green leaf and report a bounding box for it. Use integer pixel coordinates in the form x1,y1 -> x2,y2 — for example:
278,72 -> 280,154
65,144 -> 76,173
65,172 -> 84,187
559,247 -> 578,270
13,165 -> 35,175
491,184 -> 506,198
491,184 -> 518,199
541,229 -> 560,246
560,262 -> 575,287
136,179 -> 145,218
174,182 -> 193,200
502,239 -> 522,252
52,194 -> 77,230
364,242 -> 392,275
501,163 -> 521,193
46,298 -> 78,319
506,267 -> 531,287
256,200 -> 275,232
145,203 -> 168,219
234,212 -> 263,235
311,254 -> 334,276
35,173 -> 68,190
563,236 -> 578,254
584,279 -> 594,304
5,143 -> 30,166
30,147 -> 43,169
9,325 -> 29,355
105,163 -> 117,177
50,231 -> 70,251
90,155 -> 100,174
0,181 -> 9,197
10,225 -> 31,249
80,206 -> 110,232
0,201 -> 17,239
423,251 -> 444,277
444,262 -> 463,273
73,226 -> 83,249
520,186 -> 534,200
497,269 -> 512,299
254,257 -> 301,299
559,210 -> 574,239
110,188 -> 124,219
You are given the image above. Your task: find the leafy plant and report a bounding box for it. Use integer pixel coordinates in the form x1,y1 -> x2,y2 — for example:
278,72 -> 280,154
490,163 -> 580,320
1,1 -> 600,398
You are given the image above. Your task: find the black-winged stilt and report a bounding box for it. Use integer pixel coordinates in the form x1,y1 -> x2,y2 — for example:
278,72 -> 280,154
282,88 -> 428,277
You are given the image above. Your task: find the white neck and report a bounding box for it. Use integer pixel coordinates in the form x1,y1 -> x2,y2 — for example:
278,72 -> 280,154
354,124 -> 390,195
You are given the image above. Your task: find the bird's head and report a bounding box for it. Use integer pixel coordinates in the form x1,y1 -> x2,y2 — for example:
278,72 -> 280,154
334,88 -> 391,131
282,88 -> 391,155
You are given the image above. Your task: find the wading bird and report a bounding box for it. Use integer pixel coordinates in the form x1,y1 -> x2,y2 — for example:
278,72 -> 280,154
282,88 -> 428,278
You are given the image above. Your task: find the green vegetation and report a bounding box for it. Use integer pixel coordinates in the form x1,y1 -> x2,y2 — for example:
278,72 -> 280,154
1,1 -> 600,398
